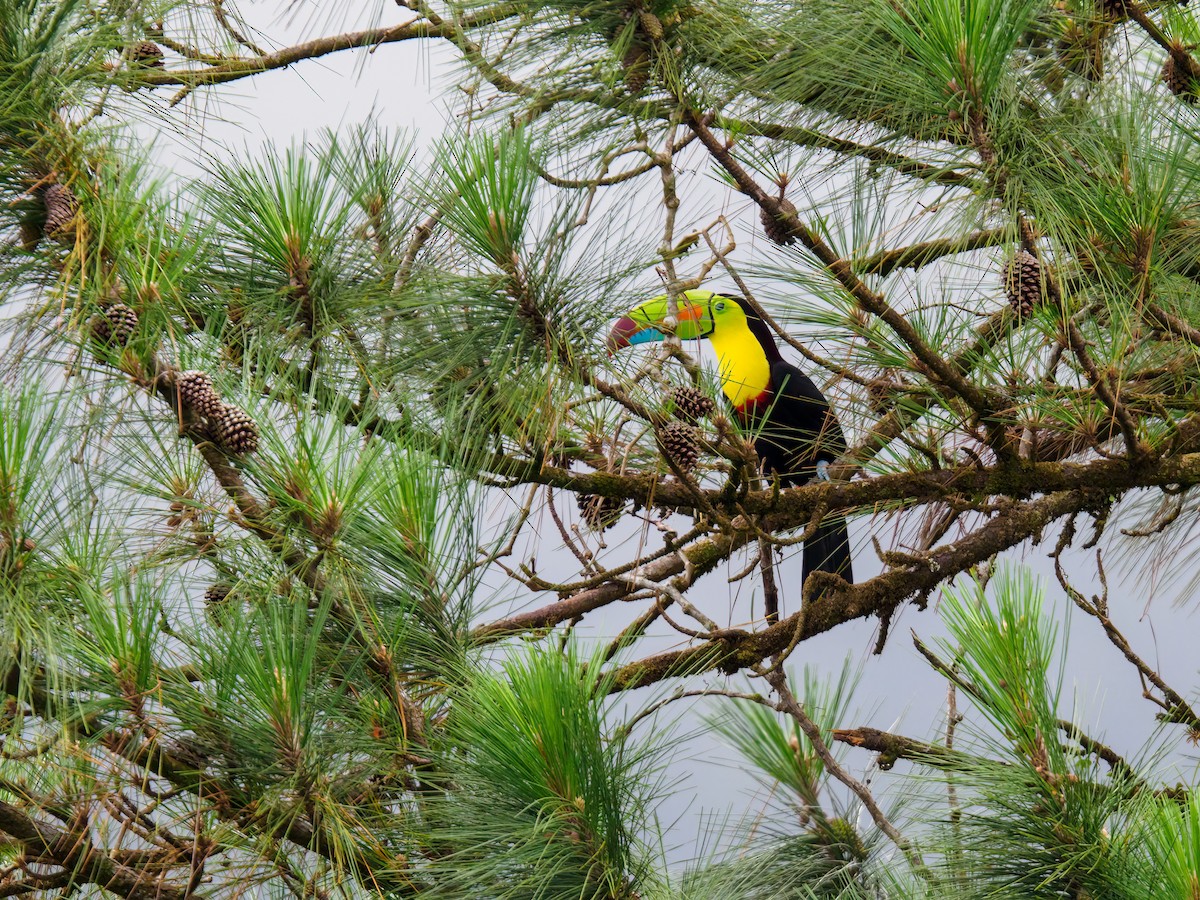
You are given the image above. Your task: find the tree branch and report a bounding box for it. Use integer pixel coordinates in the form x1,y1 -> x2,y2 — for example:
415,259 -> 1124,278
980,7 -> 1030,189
764,671 -> 928,876
733,118 -> 981,191
604,488 -> 1098,690
137,6 -> 522,92
0,800 -> 187,900
854,228 -> 1011,278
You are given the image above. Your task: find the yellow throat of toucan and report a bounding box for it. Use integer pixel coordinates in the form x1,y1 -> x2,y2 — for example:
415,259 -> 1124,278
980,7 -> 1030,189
709,312 -> 773,411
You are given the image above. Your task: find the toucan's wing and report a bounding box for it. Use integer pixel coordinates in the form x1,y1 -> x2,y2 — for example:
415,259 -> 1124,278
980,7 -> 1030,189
754,360 -> 846,483
766,361 -> 854,590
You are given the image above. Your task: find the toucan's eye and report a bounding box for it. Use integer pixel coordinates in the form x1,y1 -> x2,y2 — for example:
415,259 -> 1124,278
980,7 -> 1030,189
714,301 -> 726,312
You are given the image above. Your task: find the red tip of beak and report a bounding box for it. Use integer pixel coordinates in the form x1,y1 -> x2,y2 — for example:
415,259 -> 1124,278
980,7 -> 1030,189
606,316 -> 639,355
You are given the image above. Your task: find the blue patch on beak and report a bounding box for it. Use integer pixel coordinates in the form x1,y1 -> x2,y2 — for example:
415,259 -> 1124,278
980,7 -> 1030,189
628,328 -> 664,345
608,316 -> 666,352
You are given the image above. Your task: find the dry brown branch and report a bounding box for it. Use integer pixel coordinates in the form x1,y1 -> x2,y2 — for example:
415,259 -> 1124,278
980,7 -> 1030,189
853,228 -> 1011,278
477,528 -> 746,641
1054,551 -> 1200,733
603,488 -> 1096,690
763,670 -> 929,877
474,445 -> 1200,660
137,5 -> 522,94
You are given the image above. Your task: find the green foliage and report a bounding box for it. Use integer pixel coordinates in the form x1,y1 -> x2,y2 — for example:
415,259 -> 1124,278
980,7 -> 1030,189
906,572 -> 1149,897
436,128 -> 541,267
673,834 -> 873,899
710,664 -> 874,896
0,1 -> 108,175
73,576 -> 163,718
0,383 -> 69,546
939,570 -> 1066,770
877,0 -> 1043,109
204,140 -> 373,341
0,383 -> 79,705
1134,791 -> 1200,898
327,124 -> 419,263
716,662 -> 859,818
423,644 -> 660,899
8,0 -> 1200,897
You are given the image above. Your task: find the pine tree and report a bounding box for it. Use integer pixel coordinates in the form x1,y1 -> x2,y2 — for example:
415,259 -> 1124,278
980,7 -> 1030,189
2,0 -> 1200,896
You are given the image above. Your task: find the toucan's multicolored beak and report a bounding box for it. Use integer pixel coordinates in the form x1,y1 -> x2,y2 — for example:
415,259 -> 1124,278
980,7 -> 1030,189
607,291 -> 717,352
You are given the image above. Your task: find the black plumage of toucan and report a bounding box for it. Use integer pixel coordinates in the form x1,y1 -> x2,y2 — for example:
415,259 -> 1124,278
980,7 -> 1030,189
608,289 -> 853,602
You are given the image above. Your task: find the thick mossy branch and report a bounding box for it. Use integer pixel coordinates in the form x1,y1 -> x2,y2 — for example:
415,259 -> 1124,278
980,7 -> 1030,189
491,450 -> 1200,538
730,118 -> 983,191
853,227 -> 1011,277
832,726 -> 977,772
603,489 -> 1097,691
477,447 -> 1200,682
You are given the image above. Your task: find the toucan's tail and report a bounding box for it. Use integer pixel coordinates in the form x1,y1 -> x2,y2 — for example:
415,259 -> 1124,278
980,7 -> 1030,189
802,516 -> 853,595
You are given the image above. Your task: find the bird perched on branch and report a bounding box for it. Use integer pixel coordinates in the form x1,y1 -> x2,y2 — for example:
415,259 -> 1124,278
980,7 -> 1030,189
608,289 -> 853,607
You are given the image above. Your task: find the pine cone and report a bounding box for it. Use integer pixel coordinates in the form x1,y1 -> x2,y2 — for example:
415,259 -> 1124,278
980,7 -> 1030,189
176,370 -> 224,418
18,217 -> 41,252
1163,53 -> 1200,102
669,385 -> 716,424
577,493 -> 624,531
761,198 -> 799,246
204,583 -> 231,605
42,184 -> 78,239
128,40 -> 164,67
204,583 -> 233,626
213,404 -> 259,455
637,10 -> 664,40
623,41 -> 651,92
660,421 -> 700,472
92,303 -> 139,346
1004,250 -> 1043,317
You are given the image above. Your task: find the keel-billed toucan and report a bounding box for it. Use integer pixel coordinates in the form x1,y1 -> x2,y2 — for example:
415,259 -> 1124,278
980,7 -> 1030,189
608,289 -> 853,600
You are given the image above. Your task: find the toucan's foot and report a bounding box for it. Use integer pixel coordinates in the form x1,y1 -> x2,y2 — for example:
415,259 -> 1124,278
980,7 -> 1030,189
816,459 -> 831,481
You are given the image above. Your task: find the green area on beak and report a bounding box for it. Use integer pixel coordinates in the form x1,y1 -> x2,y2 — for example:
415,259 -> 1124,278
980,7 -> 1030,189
607,291 -> 716,350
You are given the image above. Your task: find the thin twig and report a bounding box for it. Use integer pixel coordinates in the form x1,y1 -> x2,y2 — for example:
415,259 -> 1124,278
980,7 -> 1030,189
212,0 -> 266,56
761,668 -> 930,879
1054,551 -> 1200,732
